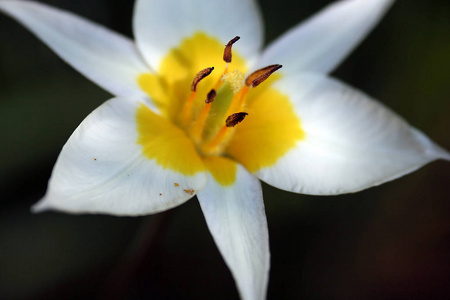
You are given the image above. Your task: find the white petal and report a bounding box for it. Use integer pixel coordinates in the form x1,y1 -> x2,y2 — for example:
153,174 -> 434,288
255,0 -> 394,74
197,158 -> 269,300
0,0 -> 150,99
33,97 -> 206,216
254,74 -> 450,195
133,0 -> 263,70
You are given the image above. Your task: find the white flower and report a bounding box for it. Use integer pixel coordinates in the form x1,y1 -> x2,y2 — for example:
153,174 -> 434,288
1,0 -> 448,299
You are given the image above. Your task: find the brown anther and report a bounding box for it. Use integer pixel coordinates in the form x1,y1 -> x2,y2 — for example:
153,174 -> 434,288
191,67 -> 214,91
223,36 -> 240,63
205,89 -> 217,103
245,64 -> 282,87
226,112 -> 248,127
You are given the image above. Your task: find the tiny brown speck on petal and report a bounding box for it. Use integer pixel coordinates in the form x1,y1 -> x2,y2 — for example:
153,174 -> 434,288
174,183 -> 180,187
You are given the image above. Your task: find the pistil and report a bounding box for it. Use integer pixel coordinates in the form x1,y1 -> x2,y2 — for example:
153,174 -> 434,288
187,36 -> 243,145
177,36 -> 282,157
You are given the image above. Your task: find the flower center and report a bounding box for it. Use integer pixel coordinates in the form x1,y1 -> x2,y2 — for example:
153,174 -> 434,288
177,36 -> 282,157
137,32 -> 304,174
136,32 -> 305,175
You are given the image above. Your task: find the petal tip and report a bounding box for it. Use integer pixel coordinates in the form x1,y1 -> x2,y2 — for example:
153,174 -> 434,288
31,199 -> 52,214
437,148 -> 450,162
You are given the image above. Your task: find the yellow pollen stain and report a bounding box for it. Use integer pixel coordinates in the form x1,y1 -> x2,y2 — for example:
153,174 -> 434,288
183,189 -> 195,195
203,156 -> 237,186
136,104 -> 205,175
226,87 -> 305,172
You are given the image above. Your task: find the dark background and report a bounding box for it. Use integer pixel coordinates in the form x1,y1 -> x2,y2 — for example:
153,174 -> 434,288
1,0 -> 449,299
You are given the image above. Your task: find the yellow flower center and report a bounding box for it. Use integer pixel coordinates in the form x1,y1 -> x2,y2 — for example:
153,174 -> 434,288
136,32 -> 305,180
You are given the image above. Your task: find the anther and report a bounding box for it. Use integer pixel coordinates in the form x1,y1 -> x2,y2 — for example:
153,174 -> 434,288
223,36 -> 240,63
205,89 -> 217,104
245,64 -> 282,87
226,112 -> 248,127
191,67 -> 214,91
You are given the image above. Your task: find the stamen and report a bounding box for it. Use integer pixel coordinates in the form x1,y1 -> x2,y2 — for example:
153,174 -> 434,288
204,126 -> 228,152
213,36 -> 240,91
181,67 -> 214,126
205,89 -> 217,104
245,64 -> 282,87
223,36 -> 240,63
227,85 -> 250,114
226,65 -> 282,116
202,112 -> 248,154
191,89 -> 216,142
226,112 -> 248,127
191,67 -> 214,91
176,38 -> 281,157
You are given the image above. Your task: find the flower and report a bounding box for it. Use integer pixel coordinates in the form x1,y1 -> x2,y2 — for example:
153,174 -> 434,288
0,0 -> 448,299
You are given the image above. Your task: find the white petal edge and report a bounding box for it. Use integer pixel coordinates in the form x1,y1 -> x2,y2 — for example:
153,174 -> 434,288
33,97 -> 206,216
254,74 -> 450,195
0,0 -> 151,99
197,160 -> 269,300
133,0 -> 264,70
254,0 -> 394,74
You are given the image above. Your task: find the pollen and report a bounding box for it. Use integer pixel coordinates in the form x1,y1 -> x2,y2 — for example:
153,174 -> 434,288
222,70 -> 245,94
184,189 -> 195,195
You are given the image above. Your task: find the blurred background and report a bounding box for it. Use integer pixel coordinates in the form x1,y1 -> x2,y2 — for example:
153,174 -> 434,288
0,0 -> 449,299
